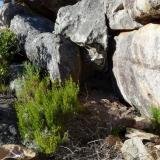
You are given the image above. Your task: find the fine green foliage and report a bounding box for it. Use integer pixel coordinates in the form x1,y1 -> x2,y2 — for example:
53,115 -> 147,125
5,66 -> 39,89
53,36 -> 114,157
0,83 -> 10,94
0,29 -> 18,82
0,62 -> 8,83
0,29 -> 18,60
151,107 -> 160,132
15,63 -> 80,154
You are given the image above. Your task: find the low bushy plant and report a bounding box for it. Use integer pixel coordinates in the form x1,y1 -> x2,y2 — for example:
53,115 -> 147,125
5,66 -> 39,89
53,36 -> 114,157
15,63 -> 80,154
0,29 -> 18,60
0,29 -> 18,82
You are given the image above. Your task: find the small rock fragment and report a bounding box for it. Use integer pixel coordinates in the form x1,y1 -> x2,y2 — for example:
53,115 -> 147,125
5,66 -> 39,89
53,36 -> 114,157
1,144 -> 36,160
121,137 -> 154,160
133,116 -> 153,130
126,128 -> 159,141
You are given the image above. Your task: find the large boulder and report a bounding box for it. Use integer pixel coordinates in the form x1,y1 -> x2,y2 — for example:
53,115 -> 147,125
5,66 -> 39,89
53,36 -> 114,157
55,0 -> 108,70
26,33 -> 81,82
123,0 -> 160,24
113,24 -> 160,117
10,10 -> 81,82
106,0 -> 142,30
10,14 -> 54,50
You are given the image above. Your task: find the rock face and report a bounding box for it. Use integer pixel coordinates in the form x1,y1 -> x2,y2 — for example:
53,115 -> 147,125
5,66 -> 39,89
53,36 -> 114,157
113,24 -> 160,117
123,0 -> 160,24
26,33 -> 81,81
55,0 -> 108,70
106,0 -> 142,30
108,0 -> 160,28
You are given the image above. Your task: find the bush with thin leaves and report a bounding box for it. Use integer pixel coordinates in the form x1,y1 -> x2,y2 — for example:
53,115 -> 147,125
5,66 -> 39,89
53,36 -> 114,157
0,29 -> 18,82
15,62 -> 80,154
151,107 -> 160,132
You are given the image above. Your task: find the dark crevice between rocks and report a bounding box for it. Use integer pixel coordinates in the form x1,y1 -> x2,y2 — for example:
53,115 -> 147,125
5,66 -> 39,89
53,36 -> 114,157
21,0 -> 80,22
12,51 -> 27,64
105,15 -> 132,107
77,15 -> 131,104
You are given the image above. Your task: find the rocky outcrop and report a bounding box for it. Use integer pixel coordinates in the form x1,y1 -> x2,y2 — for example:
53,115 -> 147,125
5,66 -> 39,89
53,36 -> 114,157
1,0 -> 160,118
26,33 -> 81,81
55,0 -> 108,70
113,24 -> 160,117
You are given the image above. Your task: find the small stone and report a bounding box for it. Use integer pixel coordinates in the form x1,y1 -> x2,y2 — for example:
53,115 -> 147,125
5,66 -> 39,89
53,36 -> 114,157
1,144 -> 36,160
9,125 -> 17,136
121,137 -> 154,160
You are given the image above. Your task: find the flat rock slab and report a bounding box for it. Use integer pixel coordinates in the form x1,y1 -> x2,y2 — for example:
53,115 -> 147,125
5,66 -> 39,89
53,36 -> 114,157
126,128 -> 159,141
0,95 -> 20,146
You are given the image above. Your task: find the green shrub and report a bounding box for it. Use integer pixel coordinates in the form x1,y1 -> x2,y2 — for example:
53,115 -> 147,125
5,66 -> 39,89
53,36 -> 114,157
15,63 -> 80,154
0,29 -> 18,60
151,107 -> 160,132
0,29 -> 18,82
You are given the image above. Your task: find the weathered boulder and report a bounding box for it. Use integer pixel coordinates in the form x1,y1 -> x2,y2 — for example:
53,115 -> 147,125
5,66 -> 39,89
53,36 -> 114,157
10,14 -> 54,50
55,0 -> 108,70
26,33 -> 81,81
106,0 -> 142,30
123,0 -> 160,24
10,11 -> 81,82
113,24 -> 160,117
